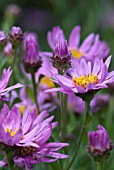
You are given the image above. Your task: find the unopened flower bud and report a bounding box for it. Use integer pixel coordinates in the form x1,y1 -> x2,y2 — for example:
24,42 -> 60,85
9,26 -> 23,46
0,31 -> 7,51
0,31 -> 7,44
4,42 -> 13,57
5,4 -> 21,17
23,33 -> 42,73
86,125 -> 112,162
53,40 -> 71,70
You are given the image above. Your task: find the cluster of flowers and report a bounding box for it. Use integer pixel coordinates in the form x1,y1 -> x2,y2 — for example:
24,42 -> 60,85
0,24 -> 113,169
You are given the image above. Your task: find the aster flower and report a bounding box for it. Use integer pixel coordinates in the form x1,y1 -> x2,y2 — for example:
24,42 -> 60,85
46,56 -> 114,97
47,26 -> 110,60
0,67 -> 23,99
87,125 -> 112,161
23,33 -> 42,73
0,104 -> 69,169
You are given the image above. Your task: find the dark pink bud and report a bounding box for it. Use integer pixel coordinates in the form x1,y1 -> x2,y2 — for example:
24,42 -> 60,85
23,33 -> 42,73
87,125 -> 112,161
53,40 -> 71,70
9,26 -> 23,45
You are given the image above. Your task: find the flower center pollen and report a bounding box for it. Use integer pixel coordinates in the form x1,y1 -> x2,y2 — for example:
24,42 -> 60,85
5,128 -> 18,138
40,76 -> 55,88
73,74 -> 98,89
71,49 -> 83,59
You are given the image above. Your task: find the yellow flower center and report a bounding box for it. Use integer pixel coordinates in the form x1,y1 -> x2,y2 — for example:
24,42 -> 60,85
19,105 -> 33,115
73,74 -> 98,89
5,128 -> 18,138
40,76 -> 55,88
71,49 -> 84,59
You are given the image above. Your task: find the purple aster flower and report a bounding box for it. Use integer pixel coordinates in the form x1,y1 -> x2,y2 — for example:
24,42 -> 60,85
87,125 -> 112,160
52,40 -> 71,70
0,67 -> 23,99
9,26 -> 23,45
47,26 -> 110,60
4,42 -> 13,57
0,105 -> 69,169
90,94 -> 111,113
46,56 -> 114,96
23,33 -> 42,73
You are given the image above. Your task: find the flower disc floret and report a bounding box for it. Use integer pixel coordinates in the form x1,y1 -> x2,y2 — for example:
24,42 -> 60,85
73,74 -> 98,89
4,128 -> 18,138
71,49 -> 83,59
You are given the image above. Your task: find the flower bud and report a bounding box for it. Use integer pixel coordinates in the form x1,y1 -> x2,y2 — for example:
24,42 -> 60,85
53,40 -> 71,70
0,31 -> 7,52
23,33 -> 42,73
87,125 -> 112,162
9,26 -> 23,45
0,31 -> 7,44
4,42 -> 13,57
5,4 -> 21,17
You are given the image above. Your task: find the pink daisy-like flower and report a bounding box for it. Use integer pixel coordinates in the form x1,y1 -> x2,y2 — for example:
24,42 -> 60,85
46,56 -> 114,95
47,26 -> 110,60
0,105 -> 69,169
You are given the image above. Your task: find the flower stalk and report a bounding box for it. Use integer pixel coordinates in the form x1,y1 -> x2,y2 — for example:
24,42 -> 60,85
5,151 -> 14,170
12,46 -> 17,71
59,70 -> 66,142
31,73 -> 39,114
66,101 -> 89,170
60,91 -> 65,142
97,161 -> 104,170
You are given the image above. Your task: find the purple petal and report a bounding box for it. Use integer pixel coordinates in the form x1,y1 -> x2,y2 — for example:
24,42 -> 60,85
80,33 -> 95,52
69,25 -> 81,49
105,55 -> 112,69
13,129 -> 22,144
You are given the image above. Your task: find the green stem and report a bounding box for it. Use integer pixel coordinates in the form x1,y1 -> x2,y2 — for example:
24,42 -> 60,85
5,152 -> 14,170
59,69 -> 66,142
66,101 -> 89,170
60,92 -> 65,142
31,73 -> 40,114
97,161 -> 104,170
10,47 -> 17,86
12,47 -> 17,71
